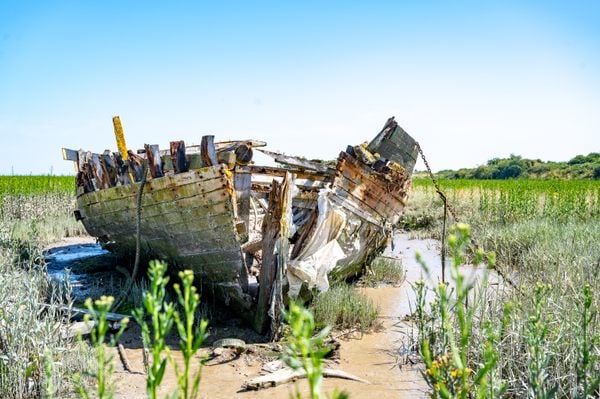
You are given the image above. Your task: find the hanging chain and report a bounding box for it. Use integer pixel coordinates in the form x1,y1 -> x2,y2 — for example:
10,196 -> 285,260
415,142 -> 521,292
416,142 -> 459,222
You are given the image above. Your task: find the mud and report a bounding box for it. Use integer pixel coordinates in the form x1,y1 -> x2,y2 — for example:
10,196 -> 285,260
45,233 -> 451,397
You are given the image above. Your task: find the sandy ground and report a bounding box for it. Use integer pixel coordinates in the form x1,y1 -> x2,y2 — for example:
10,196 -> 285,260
45,233 -> 441,398
108,284 -> 429,399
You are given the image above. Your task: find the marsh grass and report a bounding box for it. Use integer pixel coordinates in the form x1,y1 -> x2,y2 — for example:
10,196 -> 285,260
311,284 -> 378,331
361,256 -> 404,286
408,179 -> 600,397
0,234 -> 92,398
0,179 -> 93,398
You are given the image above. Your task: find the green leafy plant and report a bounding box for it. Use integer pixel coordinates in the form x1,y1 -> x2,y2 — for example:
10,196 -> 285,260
416,223 -> 507,398
74,296 -> 129,399
132,260 -> 175,399
575,284 -> 600,399
525,283 -> 557,399
282,301 -> 348,399
171,270 -> 209,399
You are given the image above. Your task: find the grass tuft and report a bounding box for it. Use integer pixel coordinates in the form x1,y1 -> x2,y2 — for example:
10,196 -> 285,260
311,284 -> 378,331
361,256 -> 404,286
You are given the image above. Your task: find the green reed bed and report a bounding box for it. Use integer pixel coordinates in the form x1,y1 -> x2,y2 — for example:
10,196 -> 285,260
406,179 -> 600,397
0,176 -> 85,244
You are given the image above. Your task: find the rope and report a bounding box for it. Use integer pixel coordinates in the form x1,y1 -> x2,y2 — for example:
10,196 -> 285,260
415,143 -> 521,293
114,161 -> 148,310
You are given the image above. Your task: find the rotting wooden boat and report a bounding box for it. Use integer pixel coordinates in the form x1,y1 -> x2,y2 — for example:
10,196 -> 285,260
62,116 -> 418,333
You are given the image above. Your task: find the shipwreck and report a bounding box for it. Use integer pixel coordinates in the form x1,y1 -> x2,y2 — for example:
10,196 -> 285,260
62,116 -> 418,333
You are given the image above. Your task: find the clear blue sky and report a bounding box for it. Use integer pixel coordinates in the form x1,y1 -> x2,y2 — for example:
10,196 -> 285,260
1,1 -> 599,175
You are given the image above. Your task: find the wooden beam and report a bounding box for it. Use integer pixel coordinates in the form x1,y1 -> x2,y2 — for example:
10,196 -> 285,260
170,140 -> 189,174
145,144 -> 164,178
201,135 -> 218,167
253,172 -> 294,335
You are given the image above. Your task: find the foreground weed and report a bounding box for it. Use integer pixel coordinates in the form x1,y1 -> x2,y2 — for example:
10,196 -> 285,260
132,260 -> 175,399
575,284 -> 600,399
171,270 -> 209,399
75,296 -> 129,399
525,283 -> 557,399
283,302 -> 348,399
416,224 -> 507,398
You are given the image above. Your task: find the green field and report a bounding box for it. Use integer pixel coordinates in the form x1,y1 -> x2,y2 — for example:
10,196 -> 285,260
0,175 -> 75,197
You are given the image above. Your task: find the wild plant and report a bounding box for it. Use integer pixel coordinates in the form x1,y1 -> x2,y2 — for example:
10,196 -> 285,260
524,283 -> 557,399
132,260 -> 175,399
574,284 -> 599,399
282,301 -> 348,399
74,296 -> 129,399
415,223 -> 506,398
171,270 -> 209,399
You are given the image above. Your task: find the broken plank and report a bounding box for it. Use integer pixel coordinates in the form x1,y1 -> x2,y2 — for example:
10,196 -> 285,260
257,148 -> 334,174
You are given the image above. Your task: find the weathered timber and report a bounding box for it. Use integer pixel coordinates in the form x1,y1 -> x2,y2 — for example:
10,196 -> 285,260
91,153 -> 108,189
145,144 -> 164,178
367,116 -> 418,174
243,367 -> 370,390
61,148 -> 79,164
254,173 -> 293,334
100,151 -> 118,187
127,150 -> 145,182
200,135 -> 218,166
76,167 -> 245,283
170,140 -> 189,173
257,148 -> 334,173
113,152 -> 132,186
234,171 -> 251,240
113,116 -> 129,161
237,165 -> 333,181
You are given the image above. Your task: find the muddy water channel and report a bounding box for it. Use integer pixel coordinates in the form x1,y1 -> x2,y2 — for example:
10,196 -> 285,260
44,234 -> 448,397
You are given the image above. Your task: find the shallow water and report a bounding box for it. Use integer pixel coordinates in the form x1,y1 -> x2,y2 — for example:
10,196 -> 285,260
44,240 -> 119,301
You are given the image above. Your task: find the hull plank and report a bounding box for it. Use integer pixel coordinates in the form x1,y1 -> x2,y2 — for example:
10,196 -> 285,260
77,166 -> 244,283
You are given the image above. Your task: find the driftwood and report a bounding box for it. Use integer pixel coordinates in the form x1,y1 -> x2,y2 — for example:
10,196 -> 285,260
243,367 -> 370,391
117,343 -> 141,374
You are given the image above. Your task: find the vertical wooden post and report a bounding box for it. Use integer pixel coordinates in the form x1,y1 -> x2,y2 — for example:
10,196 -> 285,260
144,144 -> 164,178
170,141 -> 189,174
113,116 -> 129,161
201,135 -> 218,166
254,173 -> 294,335
234,171 -> 251,242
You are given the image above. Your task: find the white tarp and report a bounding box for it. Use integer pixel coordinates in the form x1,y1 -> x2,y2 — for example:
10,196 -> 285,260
287,188 -> 347,298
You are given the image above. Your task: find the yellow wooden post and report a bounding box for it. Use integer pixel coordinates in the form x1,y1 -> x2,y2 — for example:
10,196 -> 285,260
113,116 -> 129,161
113,116 -> 136,182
